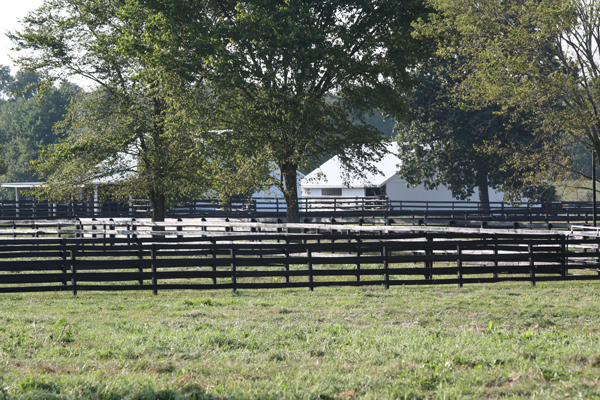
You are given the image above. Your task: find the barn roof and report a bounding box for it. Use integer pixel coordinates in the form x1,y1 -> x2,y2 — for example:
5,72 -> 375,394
302,142 -> 400,189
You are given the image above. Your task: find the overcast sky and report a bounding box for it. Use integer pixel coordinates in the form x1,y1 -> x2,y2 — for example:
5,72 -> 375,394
0,0 -> 45,71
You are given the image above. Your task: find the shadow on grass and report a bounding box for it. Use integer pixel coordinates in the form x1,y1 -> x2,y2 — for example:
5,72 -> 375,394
5,385 -> 319,400
5,385 -> 223,400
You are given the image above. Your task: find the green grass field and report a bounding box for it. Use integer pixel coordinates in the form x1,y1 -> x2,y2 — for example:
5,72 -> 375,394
1,282 -> 600,399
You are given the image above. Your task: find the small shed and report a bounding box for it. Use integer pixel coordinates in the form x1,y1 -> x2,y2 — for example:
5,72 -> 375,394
301,143 -> 502,202
1,182 -> 43,202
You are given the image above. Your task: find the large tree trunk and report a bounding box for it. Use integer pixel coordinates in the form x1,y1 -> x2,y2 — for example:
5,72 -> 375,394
149,189 -> 166,231
477,169 -> 490,212
281,162 -> 300,223
148,97 -> 167,229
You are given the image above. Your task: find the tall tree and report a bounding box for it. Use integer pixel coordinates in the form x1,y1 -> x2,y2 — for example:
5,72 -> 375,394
0,67 -> 79,198
10,0 -> 264,221
0,81 -> 80,186
139,0 -> 428,222
0,65 -> 13,100
396,60 -> 556,206
414,0 -> 600,188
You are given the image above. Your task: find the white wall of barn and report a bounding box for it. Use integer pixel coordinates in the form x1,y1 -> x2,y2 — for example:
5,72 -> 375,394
385,176 -> 504,203
301,175 -> 504,203
342,188 -> 365,197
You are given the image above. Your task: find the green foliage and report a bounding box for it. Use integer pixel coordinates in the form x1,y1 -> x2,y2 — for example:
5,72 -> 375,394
0,65 -> 11,96
415,0 -> 600,192
0,68 -> 79,198
139,0 -> 428,221
6,70 -> 41,100
396,60 -> 557,204
12,0 -> 269,219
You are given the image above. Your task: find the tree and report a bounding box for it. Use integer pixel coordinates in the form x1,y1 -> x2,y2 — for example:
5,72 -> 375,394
414,0 -> 600,189
6,70 -> 42,100
0,65 -> 13,100
396,60 -> 556,206
10,0 -> 265,221
0,67 -> 79,198
138,0 -> 428,222
0,82 -> 80,185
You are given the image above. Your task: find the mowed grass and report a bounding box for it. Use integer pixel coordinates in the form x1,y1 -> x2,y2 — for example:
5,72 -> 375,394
1,282 -> 600,399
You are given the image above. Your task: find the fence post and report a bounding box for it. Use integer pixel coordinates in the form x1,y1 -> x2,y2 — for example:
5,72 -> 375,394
75,220 -> 82,239
493,234 -> 499,279
424,234 -> 433,280
137,239 -> 144,286
101,223 -> 107,246
457,244 -> 463,288
70,250 -> 77,296
231,248 -> 237,293
307,246 -> 314,292
176,218 -> 183,239
355,236 -> 361,282
383,245 -> 389,290
61,238 -> 67,286
285,237 -> 290,284
126,220 -> 130,241
151,244 -> 158,295
109,219 -> 115,240
211,238 -> 217,285
560,234 -> 568,276
528,243 -> 536,286
596,235 -> 600,277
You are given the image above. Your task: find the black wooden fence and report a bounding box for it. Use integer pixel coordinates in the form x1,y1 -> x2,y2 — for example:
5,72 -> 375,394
1,231 -> 599,294
0,197 -> 594,225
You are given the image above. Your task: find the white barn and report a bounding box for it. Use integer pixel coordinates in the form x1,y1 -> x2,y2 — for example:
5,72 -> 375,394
301,143 -> 503,202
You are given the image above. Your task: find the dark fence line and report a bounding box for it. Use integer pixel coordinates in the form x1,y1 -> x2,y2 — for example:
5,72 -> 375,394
1,231 -> 598,294
0,200 -> 150,220
0,197 -> 595,223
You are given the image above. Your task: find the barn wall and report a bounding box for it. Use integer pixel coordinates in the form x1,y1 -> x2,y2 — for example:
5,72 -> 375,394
386,179 -> 462,202
301,188 -> 321,196
301,176 -> 505,202
342,188 -> 365,197
385,176 -> 504,203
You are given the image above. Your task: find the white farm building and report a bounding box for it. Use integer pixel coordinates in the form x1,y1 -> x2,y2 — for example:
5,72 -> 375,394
301,143 -> 503,203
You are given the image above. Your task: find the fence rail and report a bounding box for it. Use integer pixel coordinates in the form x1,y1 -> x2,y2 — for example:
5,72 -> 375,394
0,197 -> 595,223
0,217 -> 579,239
1,230 -> 599,294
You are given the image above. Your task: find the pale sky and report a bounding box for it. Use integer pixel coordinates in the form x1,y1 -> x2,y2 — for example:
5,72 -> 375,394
0,0 -> 45,71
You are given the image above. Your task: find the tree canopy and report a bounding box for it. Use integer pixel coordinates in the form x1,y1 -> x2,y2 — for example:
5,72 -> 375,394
395,59 -> 557,206
11,0 -> 269,221
137,0 -> 428,221
414,0 -> 600,190
0,67 -> 79,197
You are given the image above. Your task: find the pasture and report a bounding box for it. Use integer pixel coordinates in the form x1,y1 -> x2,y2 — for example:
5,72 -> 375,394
1,282 -> 600,399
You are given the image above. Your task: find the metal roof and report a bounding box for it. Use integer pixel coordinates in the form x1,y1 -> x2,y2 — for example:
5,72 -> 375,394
301,142 -> 400,189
